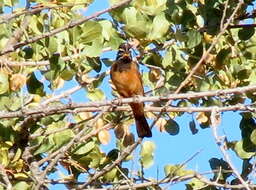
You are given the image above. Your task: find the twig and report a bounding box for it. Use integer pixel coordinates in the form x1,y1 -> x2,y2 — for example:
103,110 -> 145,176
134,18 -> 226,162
0,164 -> 12,190
0,0 -> 131,55
22,147 -> 43,188
175,1 -> 244,93
0,3 -> 88,24
210,107 -> 251,190
34,112 -> 106,189
1,47 -> 112,67
0,84 -> 255,119
41,85 -> 82,105
77,138 -> 143,189
220,0 -> 229,30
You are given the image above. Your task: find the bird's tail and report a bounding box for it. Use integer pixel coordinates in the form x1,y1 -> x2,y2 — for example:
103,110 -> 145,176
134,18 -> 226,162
134,115 -> 152,138
130,103 -> 152,138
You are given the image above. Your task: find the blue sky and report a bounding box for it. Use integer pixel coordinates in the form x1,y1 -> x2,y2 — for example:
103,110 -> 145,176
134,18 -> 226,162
3,0 -> 251,189
48,1 -> 245,190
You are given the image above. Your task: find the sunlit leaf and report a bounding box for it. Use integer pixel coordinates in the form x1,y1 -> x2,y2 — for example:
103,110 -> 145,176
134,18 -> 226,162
233,140 -> 255,159
0,71 -> 9,94
187,30 -> 202,48
98,129 -> 111,145
73,141 -> 95,155
148,13 -> 169,40
87,89 -> 105,101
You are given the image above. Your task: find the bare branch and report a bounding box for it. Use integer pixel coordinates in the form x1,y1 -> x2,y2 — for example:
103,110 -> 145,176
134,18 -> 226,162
210,107 -> 251,190
0,164 -> 12,190
0,84 -> 255,119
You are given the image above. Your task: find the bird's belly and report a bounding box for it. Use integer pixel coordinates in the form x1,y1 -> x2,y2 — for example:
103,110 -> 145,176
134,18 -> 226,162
112,70 -> 141,97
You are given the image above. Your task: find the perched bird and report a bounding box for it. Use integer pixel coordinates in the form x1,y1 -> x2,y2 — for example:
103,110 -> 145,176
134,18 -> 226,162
110,43 -> 152,138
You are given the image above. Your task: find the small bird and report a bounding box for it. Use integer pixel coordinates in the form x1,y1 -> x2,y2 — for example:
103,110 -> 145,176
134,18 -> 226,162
110,43 -> 152,138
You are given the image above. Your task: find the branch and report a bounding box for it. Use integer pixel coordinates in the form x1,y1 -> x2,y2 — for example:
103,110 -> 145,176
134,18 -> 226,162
174,1 -> 244,94
1,47 -> 112,67
77,138 -> 143,189
210,107 -> 251,190
0,3 -> 88,24
0,164 -> 12,190
0,84 -> 255,119
228,23 -> 256,29
34,113 -> 106,189
0,0 -> 131,56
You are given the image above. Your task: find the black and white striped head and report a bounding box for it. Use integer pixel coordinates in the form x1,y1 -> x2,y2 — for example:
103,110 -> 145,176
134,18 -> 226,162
116,43 -> 132,63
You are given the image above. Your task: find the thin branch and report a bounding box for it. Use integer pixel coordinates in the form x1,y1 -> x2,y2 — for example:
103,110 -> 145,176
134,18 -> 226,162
34,112 -> 106,189
210,107 -> 251,190
41,85 -> 82,106
1,47 -> 112,67
0,165 -> 12,190
0,3 -> 88,24
175,1 -> 244,94
228,23 -> 256,29
77,138 -> 143,189
0,0 -> 131,56
220,0 -> 229,30
0,84 -> 255,119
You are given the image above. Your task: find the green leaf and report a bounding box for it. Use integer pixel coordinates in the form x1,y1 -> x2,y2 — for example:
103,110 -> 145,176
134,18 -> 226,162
99,20 -> 114,41
0,72 -> 9,95
250,129 -> 256,145
60,69 -> 75,81
49,53 -> 65,80
165,118 -> 180,135
83,40 -> 103,57
140,141 -> 155,169
238,27 -> 255,41
27,72 -> 45,96
81,21 -> 103,44
47,37 -> 58,54
14,181 -> 30,190
33,136 -> 55,155
52,129 -> 74,150
216,48 -> 231,68
73,141 -> 95,155
87,89 -> 105,101
186,178 -> 206,190
140,141 -> 155,157
186,30 -> 202,48
147,13 -> 169,40
101,58 -> 113,67
122,7 -> 151,38
162,49 -> 173,68
140,154 -> 154,168
164,164 -> 181,177
104,168 -> 118,181
83,57 -> 102,73
30,15 -> 43,35
234,140 -> 255,159
132,0 -> 167,15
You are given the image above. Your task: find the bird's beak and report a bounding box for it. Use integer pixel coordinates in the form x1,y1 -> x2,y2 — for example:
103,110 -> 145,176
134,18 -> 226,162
122,53 -> 130,58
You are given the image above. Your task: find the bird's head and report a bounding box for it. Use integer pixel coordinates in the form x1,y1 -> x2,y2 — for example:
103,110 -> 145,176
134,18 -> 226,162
116,43 -> 132,63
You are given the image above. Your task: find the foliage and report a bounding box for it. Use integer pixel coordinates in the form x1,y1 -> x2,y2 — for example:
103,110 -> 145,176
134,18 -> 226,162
0,0 -> 256,189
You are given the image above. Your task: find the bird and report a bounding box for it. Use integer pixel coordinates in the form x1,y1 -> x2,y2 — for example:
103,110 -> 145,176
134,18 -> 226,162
110,43 -> 152,138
